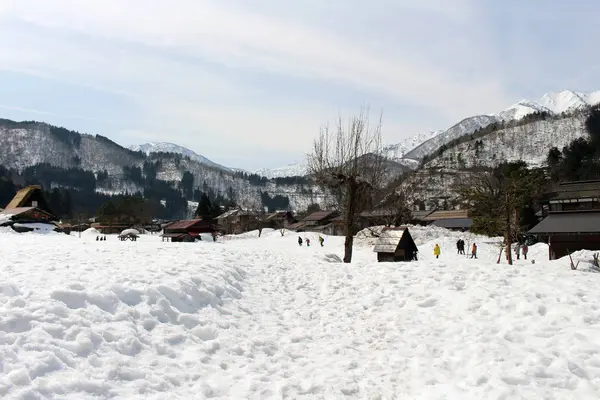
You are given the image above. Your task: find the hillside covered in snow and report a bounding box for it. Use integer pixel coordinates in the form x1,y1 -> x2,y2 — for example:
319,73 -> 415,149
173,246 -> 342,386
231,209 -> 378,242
129,142 -> 232,172
0,120 -> 328,211
258,90 -> 600,178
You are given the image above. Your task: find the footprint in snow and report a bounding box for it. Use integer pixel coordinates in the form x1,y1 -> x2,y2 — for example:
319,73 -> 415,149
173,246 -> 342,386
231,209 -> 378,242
417,298 -> 437,308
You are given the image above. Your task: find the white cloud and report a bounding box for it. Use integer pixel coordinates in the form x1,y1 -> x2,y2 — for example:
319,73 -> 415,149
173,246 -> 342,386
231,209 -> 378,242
0,0 -> 518,168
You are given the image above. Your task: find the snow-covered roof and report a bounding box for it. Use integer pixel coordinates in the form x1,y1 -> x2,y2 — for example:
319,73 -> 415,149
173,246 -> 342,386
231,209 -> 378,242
373,228 -> 406,253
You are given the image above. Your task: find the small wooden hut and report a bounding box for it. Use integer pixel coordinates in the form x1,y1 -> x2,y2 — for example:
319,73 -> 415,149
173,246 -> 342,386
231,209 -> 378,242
373,227 -> 419,262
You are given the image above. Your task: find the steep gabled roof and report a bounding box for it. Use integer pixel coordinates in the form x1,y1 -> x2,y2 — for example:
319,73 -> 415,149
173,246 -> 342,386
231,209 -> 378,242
373,228 -> 405,253
5,185 -> 42,209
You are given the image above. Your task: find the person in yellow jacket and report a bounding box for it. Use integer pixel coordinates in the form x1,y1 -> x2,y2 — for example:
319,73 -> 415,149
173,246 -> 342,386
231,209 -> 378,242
433,244 -> 441,259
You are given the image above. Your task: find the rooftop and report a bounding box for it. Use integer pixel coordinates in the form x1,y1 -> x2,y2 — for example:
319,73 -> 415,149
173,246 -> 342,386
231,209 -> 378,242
165,219 -> 206,230
373,228 -> 406,253
529,211 -> 600,234
302,210 -> 338,222
424,210 -> 469,221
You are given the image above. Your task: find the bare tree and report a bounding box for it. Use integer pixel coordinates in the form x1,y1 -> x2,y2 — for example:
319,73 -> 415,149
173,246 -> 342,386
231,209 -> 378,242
307,109 -> 387,263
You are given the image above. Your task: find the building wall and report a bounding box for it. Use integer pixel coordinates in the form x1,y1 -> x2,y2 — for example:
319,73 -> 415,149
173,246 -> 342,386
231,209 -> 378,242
549,234 -> 600,260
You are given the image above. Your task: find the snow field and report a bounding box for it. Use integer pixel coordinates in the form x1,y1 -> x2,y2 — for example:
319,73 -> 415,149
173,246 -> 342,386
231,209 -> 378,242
1,227 -> 600,398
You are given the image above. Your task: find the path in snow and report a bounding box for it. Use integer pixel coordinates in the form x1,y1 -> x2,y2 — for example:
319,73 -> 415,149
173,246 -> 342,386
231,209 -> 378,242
1,228 -> 600,399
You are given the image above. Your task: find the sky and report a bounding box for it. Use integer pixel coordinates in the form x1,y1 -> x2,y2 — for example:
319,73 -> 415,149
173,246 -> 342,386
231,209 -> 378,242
1,1 -> 599,171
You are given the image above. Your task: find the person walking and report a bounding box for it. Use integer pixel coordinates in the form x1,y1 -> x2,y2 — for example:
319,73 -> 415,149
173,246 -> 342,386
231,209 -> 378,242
471,243 -> 478,259
456,240 -> 462,254
434,244 -> 441,259
515,243 -> 521,260
298,236 -> 303,246
306,238 -> 311,247
522,244 -> 529,260
318,236 -> 324,247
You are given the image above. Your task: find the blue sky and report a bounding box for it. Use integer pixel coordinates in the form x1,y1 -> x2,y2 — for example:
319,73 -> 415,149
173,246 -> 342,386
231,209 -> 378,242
0,0 -> 599,170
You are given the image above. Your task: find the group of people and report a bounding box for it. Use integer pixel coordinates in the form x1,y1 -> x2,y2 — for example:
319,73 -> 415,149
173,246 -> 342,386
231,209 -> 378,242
455,239 -> 478,259
298,235 -> 325,247
433,240 -> 478,259
96,235 -> 107,241
513,243 -> 529,260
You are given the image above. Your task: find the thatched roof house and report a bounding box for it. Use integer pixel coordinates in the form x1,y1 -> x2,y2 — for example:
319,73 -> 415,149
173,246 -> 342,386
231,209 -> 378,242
1,186 -> 57,225
373,227 -> 418,262
5,185 -> 54,215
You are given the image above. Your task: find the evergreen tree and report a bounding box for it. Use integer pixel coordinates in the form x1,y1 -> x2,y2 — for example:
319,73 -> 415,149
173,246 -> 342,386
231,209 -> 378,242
195,193 -> 215,220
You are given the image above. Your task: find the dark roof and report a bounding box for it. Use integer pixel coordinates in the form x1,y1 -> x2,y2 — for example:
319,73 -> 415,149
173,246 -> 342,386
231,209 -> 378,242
545,180 -> 600,201
266,211 -> 292,220
0,206 -> 36,215
411,210 -> 434,220
529,211 -> 600,234
360,210 -> 397,218
424,210 -> 469,221
302,211 -> 338,222
431,218 -> 472,229
165,219 -> 206,230
288,221 -> 307,230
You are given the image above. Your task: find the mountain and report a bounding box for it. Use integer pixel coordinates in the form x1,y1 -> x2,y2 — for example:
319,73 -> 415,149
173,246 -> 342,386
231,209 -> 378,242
258,90 -> 600,178
398,102 -> 596,208
398,90 -> 600,166
0,119 -> 332,212
128,142 -> 231,172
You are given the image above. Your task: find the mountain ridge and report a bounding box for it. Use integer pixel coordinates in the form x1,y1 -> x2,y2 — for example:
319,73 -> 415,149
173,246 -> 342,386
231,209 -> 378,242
255,89 -> 600,178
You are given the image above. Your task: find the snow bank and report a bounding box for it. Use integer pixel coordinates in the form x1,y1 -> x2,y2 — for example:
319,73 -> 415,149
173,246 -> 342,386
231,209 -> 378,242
2,226 -> 600,398
82,227 -> 101,236
0,233 -> 246,398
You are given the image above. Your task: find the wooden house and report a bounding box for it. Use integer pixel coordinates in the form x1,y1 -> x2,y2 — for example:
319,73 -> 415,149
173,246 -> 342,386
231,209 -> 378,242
423,210 -> 471,231
1,185 -> 57,226
161,219 -> 214,242
5,185 -> 54,215
264,211 -> 297,229
215,209 -> 259,234
529,180 -> 600,260
0,207 -> 57,224
295,210 -> 340,234
373,227 -> 419,262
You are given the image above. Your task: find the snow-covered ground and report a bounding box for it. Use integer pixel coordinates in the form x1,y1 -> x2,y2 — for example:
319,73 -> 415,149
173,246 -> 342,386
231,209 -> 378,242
2,226 -> 600,399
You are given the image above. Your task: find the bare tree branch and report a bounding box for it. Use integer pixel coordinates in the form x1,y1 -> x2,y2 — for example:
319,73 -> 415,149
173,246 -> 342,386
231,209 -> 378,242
307,108 -> 388,263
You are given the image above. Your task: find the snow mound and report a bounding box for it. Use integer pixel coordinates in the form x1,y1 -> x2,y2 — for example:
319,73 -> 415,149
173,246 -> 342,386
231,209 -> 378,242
119,228 -> 140,236
0,233 -> 246,398
82,227 -> 101,235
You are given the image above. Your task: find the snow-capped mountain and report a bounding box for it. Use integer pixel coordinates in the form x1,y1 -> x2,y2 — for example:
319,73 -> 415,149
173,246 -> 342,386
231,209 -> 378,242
382,130 -> 442,160
129,142 -> 231,172
397,89 -> 600,166
259,90 -> 600,178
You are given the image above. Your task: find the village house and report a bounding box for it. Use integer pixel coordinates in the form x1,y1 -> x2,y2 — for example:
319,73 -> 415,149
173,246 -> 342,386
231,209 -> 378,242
423,210 -> 472,231
0,185 -> 57,228
289,210 -> 341,235
215,209 -> 259,234
373,227 -> 419,262
264,211 -> 297,229
529,179 -> 600,260
161,219 -> 215,242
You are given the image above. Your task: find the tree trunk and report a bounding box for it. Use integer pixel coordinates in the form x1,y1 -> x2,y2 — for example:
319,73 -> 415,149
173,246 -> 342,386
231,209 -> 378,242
343,180 -> 358,263
343,235 -> 354,263
505,194 -> 513,265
